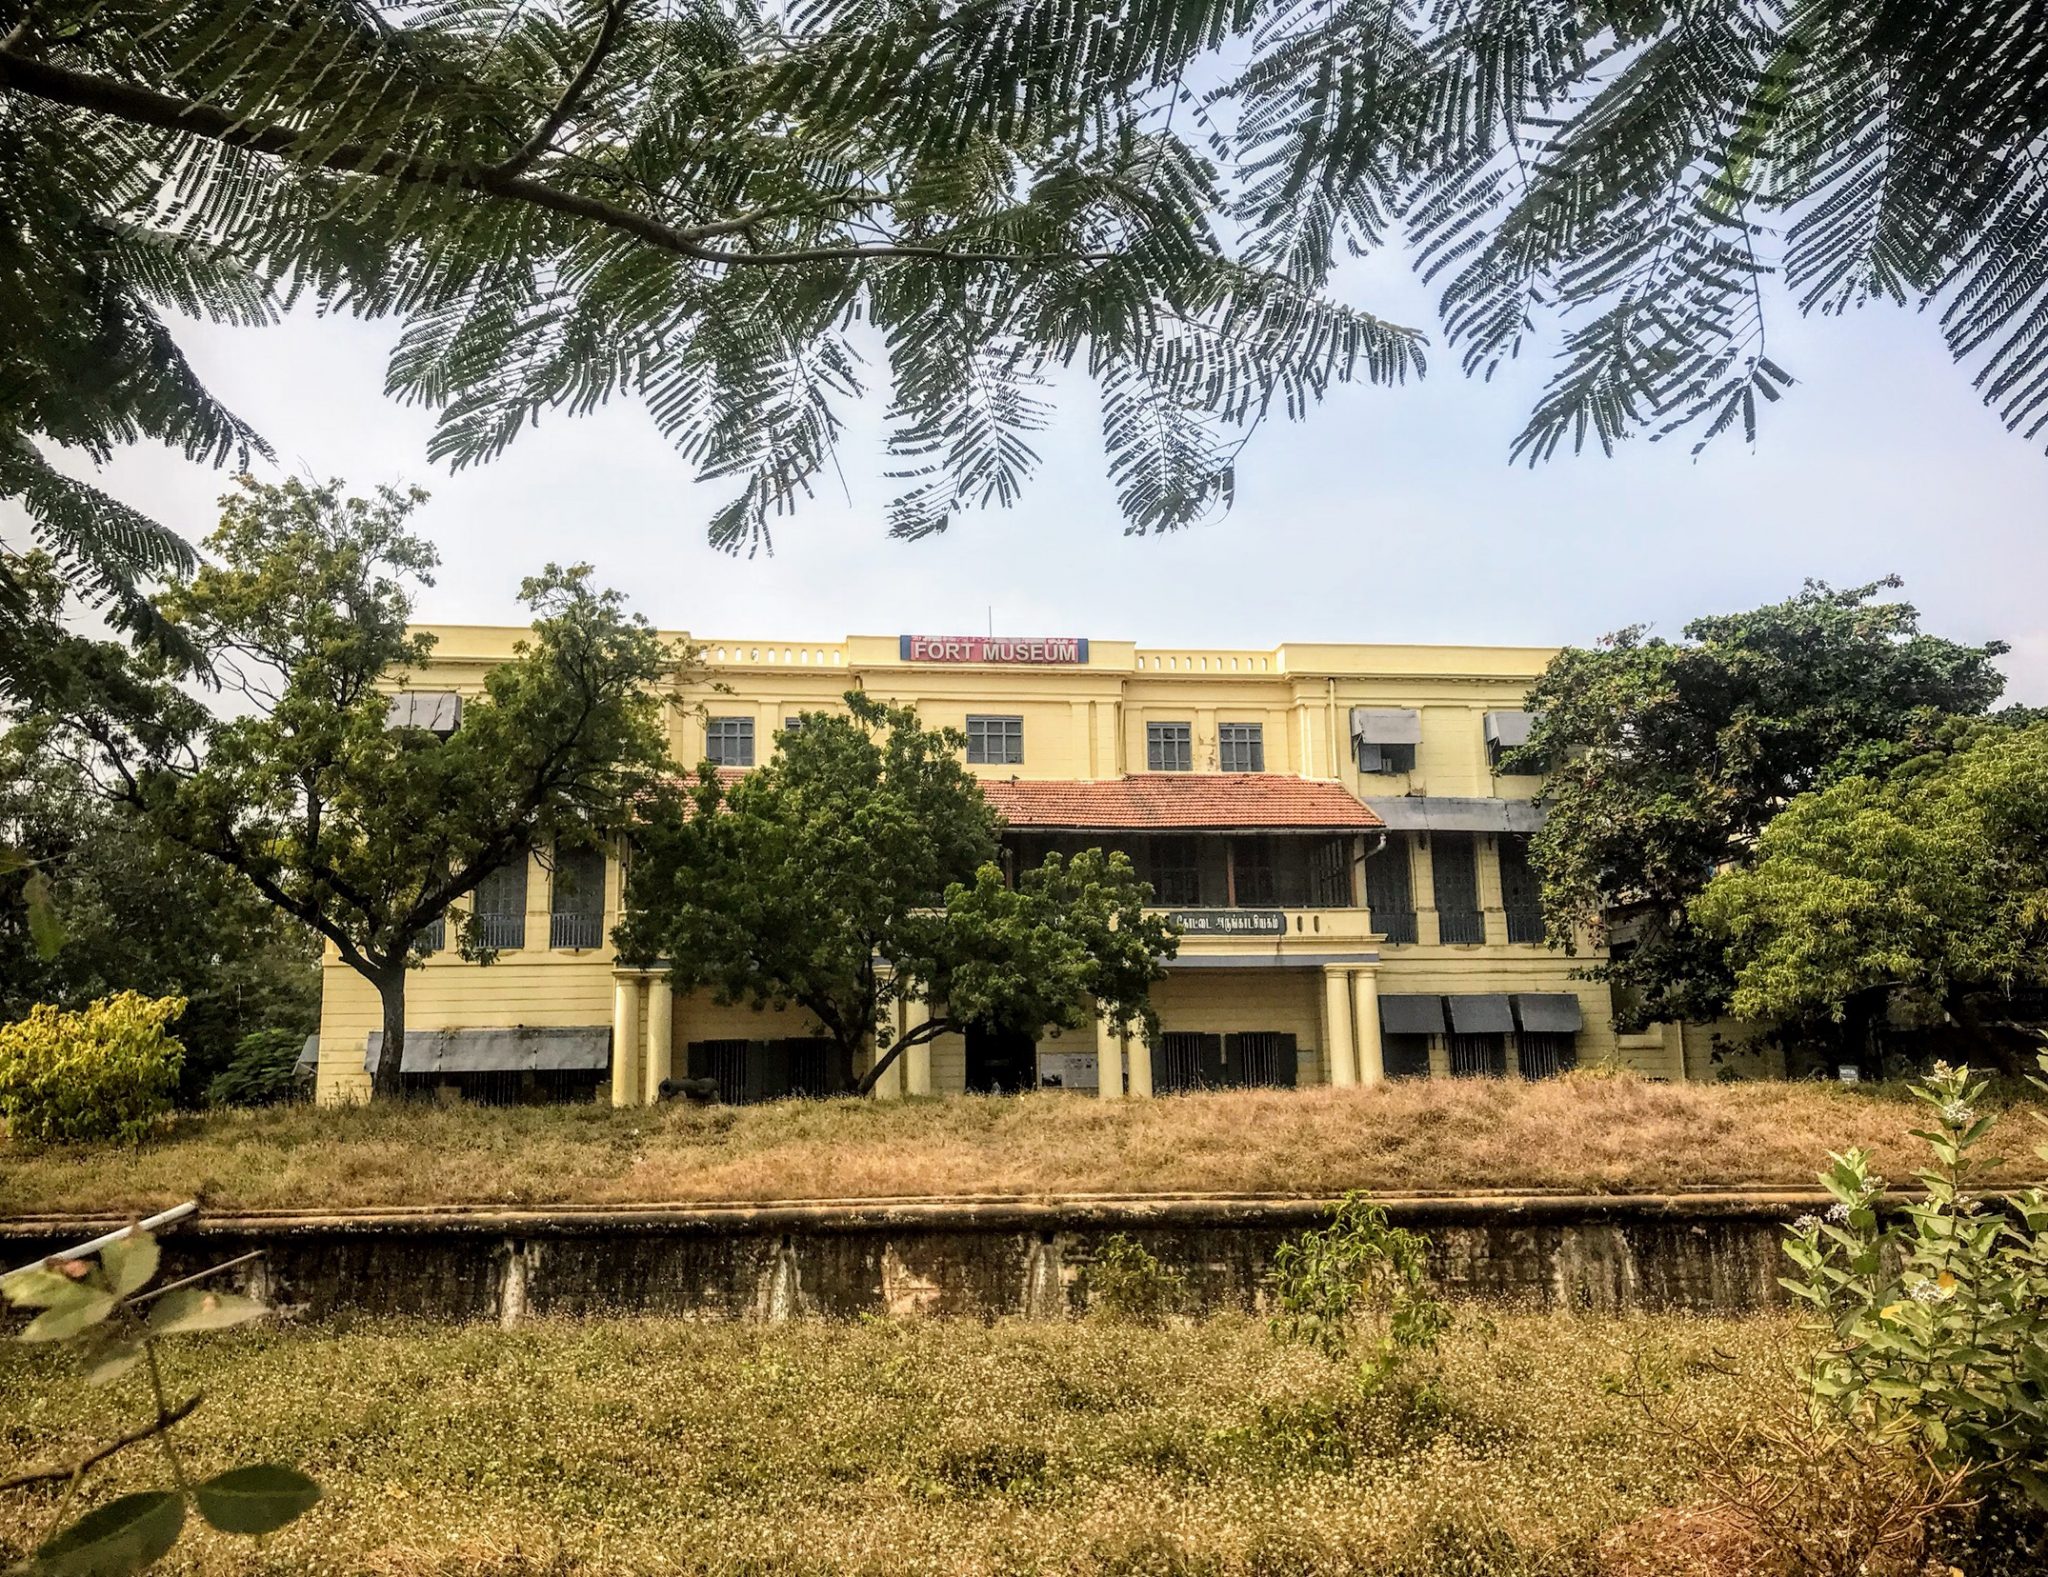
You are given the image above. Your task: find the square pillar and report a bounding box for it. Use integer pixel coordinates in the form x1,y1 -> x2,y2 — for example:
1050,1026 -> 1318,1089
903,997 -> 933,1097
1125,1019 -> 1153,1098
1321,966 -> 1357,1087
1350,967 -> 1384,1086
610,973 -> 642,1107
641,975 -> 673,1104
1096,1009 -> 1126,1099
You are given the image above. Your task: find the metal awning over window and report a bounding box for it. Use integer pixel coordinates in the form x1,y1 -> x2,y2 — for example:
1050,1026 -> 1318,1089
1483,710 -> 1536,749
1513,993 -> 1584,1033
1350,707 -> 1421,745
1363,796 -> 1545,833
1447,994 -> 1515,1034
363,1026 -> 610,1074
296,1035 -> 319,1075
1379,994 -> 1447,1035
386,690 -> 462,736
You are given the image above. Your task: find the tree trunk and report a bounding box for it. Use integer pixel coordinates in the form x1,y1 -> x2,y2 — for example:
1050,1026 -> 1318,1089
851,1030 -> 897,1098
370,973 -> 407,1099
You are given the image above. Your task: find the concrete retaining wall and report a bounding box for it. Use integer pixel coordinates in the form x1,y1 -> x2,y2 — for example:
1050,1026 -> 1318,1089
0,1194 -> 1826,1324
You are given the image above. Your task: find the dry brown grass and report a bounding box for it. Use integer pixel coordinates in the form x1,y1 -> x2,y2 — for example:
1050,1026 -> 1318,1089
4,1072 -> 2042,1218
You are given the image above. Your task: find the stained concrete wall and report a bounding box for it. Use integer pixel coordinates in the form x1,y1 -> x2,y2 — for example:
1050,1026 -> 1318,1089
1,1195 -> 1829,1325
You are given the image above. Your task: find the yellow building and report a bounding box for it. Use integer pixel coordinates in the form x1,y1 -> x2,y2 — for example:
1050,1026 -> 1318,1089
315,631 -> 1694,1106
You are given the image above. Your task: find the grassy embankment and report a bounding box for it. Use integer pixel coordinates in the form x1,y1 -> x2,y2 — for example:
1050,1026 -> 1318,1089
4,1073 -> 2043,1217
0,1310 -> 1798,1576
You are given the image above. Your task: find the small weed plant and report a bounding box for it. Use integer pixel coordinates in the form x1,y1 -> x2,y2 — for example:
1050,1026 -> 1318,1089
1269,1192 -> 1450,1384
2,1223 -> 319,1573
1766,1052 -> 2048,1568
1088,1233 -> 1184,1325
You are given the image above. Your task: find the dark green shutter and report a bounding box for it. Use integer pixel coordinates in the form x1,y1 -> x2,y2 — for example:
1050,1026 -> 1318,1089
1199,1033 -> 1226,1088
1273,1033 -> 1299,1088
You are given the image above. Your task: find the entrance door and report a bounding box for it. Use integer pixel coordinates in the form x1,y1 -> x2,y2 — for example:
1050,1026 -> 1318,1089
965,1022 -> 1038,1093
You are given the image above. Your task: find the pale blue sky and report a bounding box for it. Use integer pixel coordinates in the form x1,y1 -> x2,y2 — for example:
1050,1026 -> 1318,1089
57,254 -> 2048,700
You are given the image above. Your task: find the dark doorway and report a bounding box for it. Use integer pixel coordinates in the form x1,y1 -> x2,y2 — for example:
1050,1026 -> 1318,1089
965,1022 -> 1038,1093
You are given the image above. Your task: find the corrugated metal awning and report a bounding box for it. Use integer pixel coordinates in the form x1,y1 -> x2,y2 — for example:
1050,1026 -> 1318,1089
1350,707 -> 1421,745
296,1035 -> 319,1073
1363,796 -> 1545,833
1379,994 -> 1447,1035
1447,994 -> 1515,1034
363,1026 -> 611,1074
1513,993 -> 1584,1033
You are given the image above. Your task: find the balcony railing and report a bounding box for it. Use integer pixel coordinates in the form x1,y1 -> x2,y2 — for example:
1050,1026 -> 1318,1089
550,911 -> 604,950
475,912 -> 525,951
1373,909 -> 1418,945
1505,905 -> 1545,944
1438,908 -> 1486,945
412,916 -> 446,954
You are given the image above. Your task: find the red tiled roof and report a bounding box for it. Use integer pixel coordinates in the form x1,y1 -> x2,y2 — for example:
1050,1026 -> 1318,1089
981,775 -> 1385,832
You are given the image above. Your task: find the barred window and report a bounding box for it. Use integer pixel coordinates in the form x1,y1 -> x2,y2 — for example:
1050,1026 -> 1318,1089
705,717 -> 755,766
1219,723 -> 1265,772
966,715 -> 1024,765
1146,722 -> 1192,772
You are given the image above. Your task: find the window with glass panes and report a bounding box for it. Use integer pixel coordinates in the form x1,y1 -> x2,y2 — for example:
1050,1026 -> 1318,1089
1218,723 -> 1264,772
965,715 -> 1023,765
705,716 -> 755,766
473,859 -> 527,950
1146,722 -> 1192,772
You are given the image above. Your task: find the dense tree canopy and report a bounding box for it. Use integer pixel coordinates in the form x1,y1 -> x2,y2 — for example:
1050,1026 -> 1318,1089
0,719 -> 320,1105
26,476 -> 681,1095
7,1 -> 2041,643
1512,579 -> 2009,1029
1695,722 -> 2048,1054
619,691 -> 1176,1094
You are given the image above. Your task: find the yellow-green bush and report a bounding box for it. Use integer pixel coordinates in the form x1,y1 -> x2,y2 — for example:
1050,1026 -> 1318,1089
0,992 -> 186,1145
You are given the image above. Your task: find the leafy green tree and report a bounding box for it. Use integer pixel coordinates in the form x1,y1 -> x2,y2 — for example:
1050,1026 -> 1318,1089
0,0 -> 1423,644
1222,0 -> 2048,461
1695,724 -> 2048,1053
1513,580 -> 2008,1029
30,475 -> 681,1097
8,1 -> 2042,649
1,719 -> 319,1106
619,691 -> 1177,1095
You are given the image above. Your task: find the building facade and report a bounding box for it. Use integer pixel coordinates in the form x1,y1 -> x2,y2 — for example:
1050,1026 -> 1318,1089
314,631 -> 1695,1106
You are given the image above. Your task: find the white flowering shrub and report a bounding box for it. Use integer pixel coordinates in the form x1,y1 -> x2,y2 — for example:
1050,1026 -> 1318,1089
1782,1057 -> 2048,1510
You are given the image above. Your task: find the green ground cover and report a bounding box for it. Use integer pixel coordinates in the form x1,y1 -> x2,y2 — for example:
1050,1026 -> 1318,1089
0,1310 -> 1797,1576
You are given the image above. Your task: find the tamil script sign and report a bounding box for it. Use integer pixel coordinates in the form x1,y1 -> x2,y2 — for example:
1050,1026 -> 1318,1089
1165,910 -> 1287,937
900,635 -> 1089,664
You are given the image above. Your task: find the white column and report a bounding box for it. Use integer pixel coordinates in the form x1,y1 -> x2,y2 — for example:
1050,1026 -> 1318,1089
610,974 -> 641,1107
1125,1018 -> 1153,1098
1322,967 -> 1357,1087
1096,1009 -> 1125,1099
903,996 -> 933,1097
1351,966 -> 1384,1086
642,976 -> 673,1104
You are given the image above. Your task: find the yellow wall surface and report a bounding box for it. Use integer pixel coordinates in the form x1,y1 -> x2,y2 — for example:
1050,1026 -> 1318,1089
317,629 -> 1663,1102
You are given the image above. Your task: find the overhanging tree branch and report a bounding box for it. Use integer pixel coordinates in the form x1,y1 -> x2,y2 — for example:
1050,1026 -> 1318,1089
0,48 -> 1116,271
